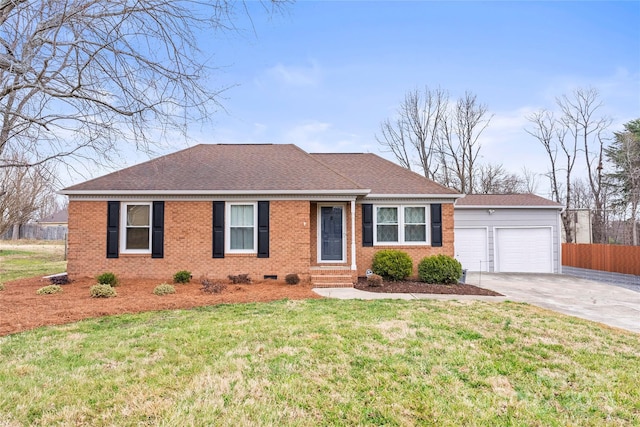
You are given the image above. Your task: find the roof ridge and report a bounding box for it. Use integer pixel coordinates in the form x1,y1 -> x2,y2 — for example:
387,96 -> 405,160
294,147 -> 367,190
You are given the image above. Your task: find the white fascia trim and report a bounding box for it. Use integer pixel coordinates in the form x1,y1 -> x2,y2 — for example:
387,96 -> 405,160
59,188 -> 370,197
59,189 -> 371,196
365,193 -> 462,200
455,205 -> 563,210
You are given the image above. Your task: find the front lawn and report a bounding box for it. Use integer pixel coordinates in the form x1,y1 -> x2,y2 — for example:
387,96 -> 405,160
1,298 -> 638,425
0,241 -> 66,282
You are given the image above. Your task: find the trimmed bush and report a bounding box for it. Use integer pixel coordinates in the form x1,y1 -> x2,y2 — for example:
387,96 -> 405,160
228,274 -> 251,284
367,273 -> 383,287
201,277 -> 227,294
96,272 -> 118,287
173,270 -> 191,284
418,254 -> 463,284
36,285 -> 63,295
49,275 -> 70,285
90,284 -> 117,298
153,283 -> 176,296
371,249 -> 413,281
285,273 -> 300,285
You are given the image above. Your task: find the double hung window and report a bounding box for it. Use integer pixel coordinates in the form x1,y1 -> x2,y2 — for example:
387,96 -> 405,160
374,205 -> 427,244
121,203 -> 152,253
228,203 -> 256,252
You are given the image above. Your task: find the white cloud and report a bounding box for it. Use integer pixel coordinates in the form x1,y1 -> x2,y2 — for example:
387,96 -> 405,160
262,60 -> 323,87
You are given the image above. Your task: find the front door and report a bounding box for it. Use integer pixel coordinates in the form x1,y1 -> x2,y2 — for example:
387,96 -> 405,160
320,206 -> 344,261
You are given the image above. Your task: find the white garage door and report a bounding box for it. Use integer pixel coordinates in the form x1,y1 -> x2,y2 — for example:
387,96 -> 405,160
495,227 -> 552,273
455,228 -> 489,272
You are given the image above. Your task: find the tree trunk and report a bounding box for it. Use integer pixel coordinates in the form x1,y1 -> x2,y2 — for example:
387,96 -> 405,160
11,223 -> 19,240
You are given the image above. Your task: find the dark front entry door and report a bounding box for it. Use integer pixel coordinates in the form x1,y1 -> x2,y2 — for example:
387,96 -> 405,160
320,206 -> 343,261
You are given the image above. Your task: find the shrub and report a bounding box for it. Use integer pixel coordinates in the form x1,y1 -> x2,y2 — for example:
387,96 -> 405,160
201,277 -> 227,294
228,274 -> 251,284
173,270 -> 191,284
371,249 -> 413,281
367,273 -> 383,287
0,283 -> 5,291
153,283 -> 176,296
49,275 -> 70,285
96,272 -> 118,286
418,254 -> 463,284
90,284 -> 117,298
36,285 -> 63,295
285,273 -> 300,285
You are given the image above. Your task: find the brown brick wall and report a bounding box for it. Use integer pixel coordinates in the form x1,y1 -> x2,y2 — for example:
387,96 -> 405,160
355,203 -> 455,277
68,199 -> 455,282
68,200 -> 311,281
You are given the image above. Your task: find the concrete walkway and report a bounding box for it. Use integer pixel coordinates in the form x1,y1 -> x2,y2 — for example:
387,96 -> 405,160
313,272 -> 640,334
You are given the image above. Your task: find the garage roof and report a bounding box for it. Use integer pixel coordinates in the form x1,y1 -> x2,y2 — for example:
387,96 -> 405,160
455,194 -> 562,209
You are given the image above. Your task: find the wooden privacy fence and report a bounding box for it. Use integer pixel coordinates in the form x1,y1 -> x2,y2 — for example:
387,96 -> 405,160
562,244 -> 640,276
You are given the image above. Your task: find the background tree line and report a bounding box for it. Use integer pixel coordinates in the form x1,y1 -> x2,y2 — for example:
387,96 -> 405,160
378,86 -> 640,245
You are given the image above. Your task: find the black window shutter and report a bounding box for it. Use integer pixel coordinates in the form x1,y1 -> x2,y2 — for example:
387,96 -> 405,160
362,204 -> 373,247
151,201 -> 164,258
212,201 -> 225,258
106,201 -> 120,258
431,203 -> 442,247
257,201 -> 270,258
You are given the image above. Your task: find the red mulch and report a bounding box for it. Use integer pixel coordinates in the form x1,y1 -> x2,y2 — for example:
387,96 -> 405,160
1,276 -> 502,337
0,277 -> 321,336
355,277 -> 503,296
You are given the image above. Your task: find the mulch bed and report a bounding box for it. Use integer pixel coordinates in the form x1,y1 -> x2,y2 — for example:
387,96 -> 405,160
0,277 -> 320,337
1,275 -> 502,337
354,277 -> 503,296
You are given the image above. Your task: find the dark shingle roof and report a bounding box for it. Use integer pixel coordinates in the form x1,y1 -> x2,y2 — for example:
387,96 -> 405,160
63,144 -> 365,193
38,209 -> 68,223
62,144 -> 461,197
455,194 -> 562,208
311,153 -> 458,196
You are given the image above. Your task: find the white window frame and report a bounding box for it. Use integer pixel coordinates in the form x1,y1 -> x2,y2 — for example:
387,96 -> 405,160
120,202 -> 152,254
226,202 -> 258,254
373,204 -> 429,245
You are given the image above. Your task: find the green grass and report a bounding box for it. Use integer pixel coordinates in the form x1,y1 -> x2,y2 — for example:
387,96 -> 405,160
0,243 -> 66,282
1,299 -> 638,426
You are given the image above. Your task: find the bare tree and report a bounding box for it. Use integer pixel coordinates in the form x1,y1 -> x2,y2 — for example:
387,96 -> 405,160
376,87 -> 448,180
441,92 -> 492,194
473,163 -> 525,194
0,0 -> 285,170
558,88 -> 611,243
520,167 -> 539,194
526,109 -> 576,242
378,88 -> 492,193
0,155 -> 56,238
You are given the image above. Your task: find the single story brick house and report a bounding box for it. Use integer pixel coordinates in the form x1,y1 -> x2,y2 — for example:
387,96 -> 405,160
454,194 -> 563,273
60,144 -> 461,286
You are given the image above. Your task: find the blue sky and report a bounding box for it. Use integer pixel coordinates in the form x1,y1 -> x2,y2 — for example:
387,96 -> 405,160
117,1 -> 639,195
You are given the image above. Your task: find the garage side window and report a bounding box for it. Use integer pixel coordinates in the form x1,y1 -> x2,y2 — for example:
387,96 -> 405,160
121,203 -> 151,253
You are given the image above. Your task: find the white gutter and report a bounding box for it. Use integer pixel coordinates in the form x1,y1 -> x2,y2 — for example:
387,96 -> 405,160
59,188 -> 372,196
454,205 -> 563,210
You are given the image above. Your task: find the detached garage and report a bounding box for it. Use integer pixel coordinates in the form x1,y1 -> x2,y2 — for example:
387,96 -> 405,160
454,194 -> 563,273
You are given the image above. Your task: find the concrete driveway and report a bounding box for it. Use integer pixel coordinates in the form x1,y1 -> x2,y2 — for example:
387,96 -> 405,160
313,273 -> 640,334
467,273 -> 640,334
